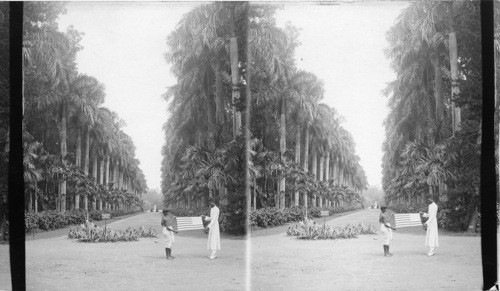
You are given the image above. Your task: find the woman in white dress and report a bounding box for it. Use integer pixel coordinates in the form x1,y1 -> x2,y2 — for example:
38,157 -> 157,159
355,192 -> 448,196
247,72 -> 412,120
421,198 -> 439,256
204,199 -> 220,260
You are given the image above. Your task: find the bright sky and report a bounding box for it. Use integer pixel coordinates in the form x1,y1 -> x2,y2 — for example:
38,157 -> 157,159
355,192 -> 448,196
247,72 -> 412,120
58,1 -> 407,191
58,2 -> 195,191
275,1 -> 408,187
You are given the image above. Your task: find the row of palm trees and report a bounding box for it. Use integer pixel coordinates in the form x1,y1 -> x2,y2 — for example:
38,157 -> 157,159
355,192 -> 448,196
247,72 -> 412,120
161,3 -> 367,212
22,2 -> 147,213
382,1 -> 482,214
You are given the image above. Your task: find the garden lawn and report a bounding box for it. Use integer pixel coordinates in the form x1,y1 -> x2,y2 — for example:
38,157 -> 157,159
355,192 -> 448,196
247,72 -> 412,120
250,208 -> 483,291
8,211 -> 246,291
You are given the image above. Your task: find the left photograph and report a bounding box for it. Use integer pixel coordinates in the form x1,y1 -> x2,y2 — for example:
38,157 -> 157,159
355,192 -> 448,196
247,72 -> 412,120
0,2 -> 248,290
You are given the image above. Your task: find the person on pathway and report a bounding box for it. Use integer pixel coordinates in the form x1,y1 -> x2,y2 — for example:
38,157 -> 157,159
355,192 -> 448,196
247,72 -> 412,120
379,205 -> 396,257
421,198 -> 438,256
204,199 -> 220,260
161,209 -> 177,260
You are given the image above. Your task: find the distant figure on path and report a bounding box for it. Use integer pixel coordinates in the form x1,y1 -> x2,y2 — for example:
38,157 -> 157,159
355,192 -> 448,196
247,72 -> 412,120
204,199 -> 221,260
161,209 -> 177,260
379,205 -> 396,257
421,198 -> 438,256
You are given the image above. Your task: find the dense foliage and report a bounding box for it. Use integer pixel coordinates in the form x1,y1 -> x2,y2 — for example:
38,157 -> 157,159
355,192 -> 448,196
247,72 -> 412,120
161,3 -> 368,234
382,1 -> 485,231
18,2 -> 147,226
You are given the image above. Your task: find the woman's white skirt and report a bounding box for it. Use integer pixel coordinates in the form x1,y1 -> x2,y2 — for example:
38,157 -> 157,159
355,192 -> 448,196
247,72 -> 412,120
380,223 -> 393,245
163,226 -> 175,248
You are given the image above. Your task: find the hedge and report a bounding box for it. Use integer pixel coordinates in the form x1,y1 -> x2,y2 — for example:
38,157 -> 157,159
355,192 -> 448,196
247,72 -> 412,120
250,205 -> 361,228
25,209 -> 140,233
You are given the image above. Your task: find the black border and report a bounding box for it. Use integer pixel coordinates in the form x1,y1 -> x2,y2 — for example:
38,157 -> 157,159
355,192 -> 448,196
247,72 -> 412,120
6,1 -> 499,290
480,1 -> 497,289
8,2 -> 25,290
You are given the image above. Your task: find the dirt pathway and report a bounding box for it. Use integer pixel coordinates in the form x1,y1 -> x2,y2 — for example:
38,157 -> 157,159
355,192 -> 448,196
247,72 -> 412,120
8,212 -> 246,291
250,208 -> 483,290
0,209 -> 487,290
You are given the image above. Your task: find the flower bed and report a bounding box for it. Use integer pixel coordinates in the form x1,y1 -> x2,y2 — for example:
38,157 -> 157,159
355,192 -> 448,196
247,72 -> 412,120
68,221 -> 157,243
286,218 -> 377,240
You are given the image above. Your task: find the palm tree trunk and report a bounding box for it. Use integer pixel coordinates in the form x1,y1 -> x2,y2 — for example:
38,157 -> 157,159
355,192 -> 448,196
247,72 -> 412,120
325,152 -> 330,207
279,96 -> 286,210
311,148 -> 317,207
105,154 -> 110,187
336,160 -> 342,186
303,125 -> 309,210
75,126 -> 82,209
433,59 -> 444,121
92,153 -> 98,210
60,100 -> 67,213
230,4 -> 241,138
319,153 -> 324,182
29,190 -> 33,213
114,161 -> 119,189
119,164 -> 124,190
325,152 -> 330,182
83,125 -> 90,210
253,179 -> 257,210
34,180 -> 38,213
319,153 -> 324,207
447,1 -> 461,134
294,125 -> 301,206
215,60 -> 225,124
99,157 -> 104,210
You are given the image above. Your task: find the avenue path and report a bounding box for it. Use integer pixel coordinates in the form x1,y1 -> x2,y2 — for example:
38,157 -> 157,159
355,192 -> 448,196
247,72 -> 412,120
250,208 -> 483,290
6,212 -> 246,291
0,208 -> 486,290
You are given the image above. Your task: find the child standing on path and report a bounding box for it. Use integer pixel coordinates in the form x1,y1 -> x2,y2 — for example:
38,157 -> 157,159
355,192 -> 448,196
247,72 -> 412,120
161,209 -> 177,260
379,206 -> 396,257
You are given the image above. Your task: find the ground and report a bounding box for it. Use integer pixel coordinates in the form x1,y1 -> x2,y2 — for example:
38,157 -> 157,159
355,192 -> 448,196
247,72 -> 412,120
0,208 -> 484,290
251,208 -> 483,291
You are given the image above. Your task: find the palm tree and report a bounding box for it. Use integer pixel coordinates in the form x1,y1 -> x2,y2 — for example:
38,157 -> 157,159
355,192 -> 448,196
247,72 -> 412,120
69,74 -> 104,209
22,2 -> 70,116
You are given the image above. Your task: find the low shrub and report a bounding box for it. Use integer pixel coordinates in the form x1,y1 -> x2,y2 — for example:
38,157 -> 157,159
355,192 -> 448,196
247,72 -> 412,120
219,202 -> 246,235
286,219 -> 377,240
68,221 -> 157,243
25,212 -> 38,233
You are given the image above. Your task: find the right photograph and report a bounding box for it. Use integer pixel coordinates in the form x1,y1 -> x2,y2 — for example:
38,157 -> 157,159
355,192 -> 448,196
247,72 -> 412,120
247,1 -> 484,290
